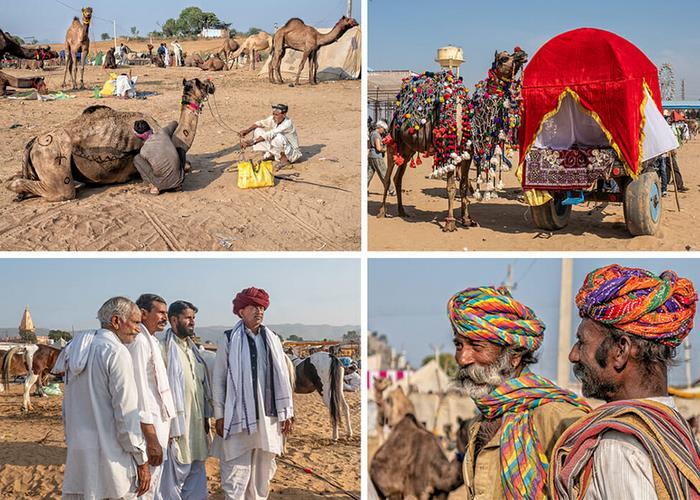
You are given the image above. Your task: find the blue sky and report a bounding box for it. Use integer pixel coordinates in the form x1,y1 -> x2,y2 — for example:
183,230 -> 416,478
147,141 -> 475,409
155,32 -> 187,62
0,258 -> 360,330
4,0 -> 360,43
369,0 -> 700,98
368,258 -> 700,386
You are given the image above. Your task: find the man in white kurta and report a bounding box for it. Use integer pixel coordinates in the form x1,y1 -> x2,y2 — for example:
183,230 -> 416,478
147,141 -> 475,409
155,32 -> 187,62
128,293 -> 175,500
213,287 -> 294,500
239,104 -> 302,167
159,300 -> 212,500
60,296 -> 150,499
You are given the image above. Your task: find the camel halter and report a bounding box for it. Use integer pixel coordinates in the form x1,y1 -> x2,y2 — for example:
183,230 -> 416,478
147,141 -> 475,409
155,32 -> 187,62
82,13 -> 91,25
181,97 -> 204,114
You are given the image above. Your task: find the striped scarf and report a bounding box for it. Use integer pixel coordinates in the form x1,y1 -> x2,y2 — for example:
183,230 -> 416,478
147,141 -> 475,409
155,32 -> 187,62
549,399 -> 700,500
475,371 -> 591,499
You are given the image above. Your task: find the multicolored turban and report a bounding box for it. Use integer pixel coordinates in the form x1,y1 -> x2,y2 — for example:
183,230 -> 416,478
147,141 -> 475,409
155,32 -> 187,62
576,264 -> 697,347
448,286 -> 545,351
233,287 -> 270,317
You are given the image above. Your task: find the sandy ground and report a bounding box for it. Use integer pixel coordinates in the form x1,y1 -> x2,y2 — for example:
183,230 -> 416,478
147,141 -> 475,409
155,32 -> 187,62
0,62 -> 360,251
368,140 -> 700,251
0,384 -> 360,499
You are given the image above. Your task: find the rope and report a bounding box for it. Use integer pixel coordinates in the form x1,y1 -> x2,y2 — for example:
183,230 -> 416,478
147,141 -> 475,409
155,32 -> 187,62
206,93 -> 240,135
276,455 -> 359,500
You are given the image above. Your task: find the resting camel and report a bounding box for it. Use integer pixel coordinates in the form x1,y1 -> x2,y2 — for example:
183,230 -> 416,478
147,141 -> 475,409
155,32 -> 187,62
0,70 -> 47,96
184,52 -> 204,67
378,48 -> 528,232
62,6 -> 92,89
7,78 -> 215,201
269,16 -> 358,85
219,35 -> 240,70
232,31 -> 272,71
370,387 -> 464,499
198,53 -> 225,71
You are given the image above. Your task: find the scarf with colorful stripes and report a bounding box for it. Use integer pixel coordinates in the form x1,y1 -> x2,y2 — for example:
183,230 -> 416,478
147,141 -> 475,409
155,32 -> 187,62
549,399 -> 700,500
475,371 -> 591,499
448,286 -> 545,351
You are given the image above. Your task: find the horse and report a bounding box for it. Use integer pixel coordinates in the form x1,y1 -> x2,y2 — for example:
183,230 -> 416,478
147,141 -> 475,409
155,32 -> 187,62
286,349 -> 352,440
0,344 -> 62,411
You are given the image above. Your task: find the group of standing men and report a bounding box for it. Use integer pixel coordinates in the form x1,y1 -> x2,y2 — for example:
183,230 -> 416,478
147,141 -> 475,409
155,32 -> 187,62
57,287 -> 294,499
449,263 -> 700,499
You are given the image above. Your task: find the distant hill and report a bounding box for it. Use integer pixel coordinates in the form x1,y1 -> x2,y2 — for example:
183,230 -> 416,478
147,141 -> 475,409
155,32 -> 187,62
0,324 -> 359,343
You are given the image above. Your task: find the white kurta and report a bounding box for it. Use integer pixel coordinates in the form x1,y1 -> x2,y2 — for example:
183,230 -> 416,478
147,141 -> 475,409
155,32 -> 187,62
212,329 -> 284,462
127,326 -> 172,448
62,329 -> 147,499
253,116 -> 302,163
582,396 -> 677,500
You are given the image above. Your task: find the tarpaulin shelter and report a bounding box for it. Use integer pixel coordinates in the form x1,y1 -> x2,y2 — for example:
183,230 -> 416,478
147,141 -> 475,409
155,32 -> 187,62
519,28 -> 677,183
258,26 -> 361,82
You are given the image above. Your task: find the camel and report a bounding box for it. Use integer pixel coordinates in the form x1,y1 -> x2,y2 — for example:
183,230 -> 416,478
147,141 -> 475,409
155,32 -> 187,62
269,16 -> 358,85
62,6 -> 92,90
232,31 -> 272,71
6,78 -> 215,202
0,70 -> 47,96
0,29 -> 37,59
198,53 -> 225,71
378,48 -> 528,232
373,376 -> 392,445
219,35 -> 240,70
184,52 -> 204,67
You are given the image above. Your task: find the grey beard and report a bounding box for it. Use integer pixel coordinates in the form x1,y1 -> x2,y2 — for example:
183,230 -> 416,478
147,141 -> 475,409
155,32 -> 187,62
454,349 -> 516,399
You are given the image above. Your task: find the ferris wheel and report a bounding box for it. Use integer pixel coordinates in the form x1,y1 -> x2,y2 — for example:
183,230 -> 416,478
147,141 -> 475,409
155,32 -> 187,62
659,63 -> 675,101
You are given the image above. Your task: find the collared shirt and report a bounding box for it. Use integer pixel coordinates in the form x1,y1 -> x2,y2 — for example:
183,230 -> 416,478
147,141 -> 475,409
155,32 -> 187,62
582,396 -> 677,500
62,329 -> 147,498
172,335 -> 210,464
463,401 -> 588,500
255,115 -> 301,162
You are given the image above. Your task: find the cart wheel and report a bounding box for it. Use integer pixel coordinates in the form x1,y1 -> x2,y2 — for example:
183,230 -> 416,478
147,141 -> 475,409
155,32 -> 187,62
530,195 -> 571,230
623,172 -> 661,236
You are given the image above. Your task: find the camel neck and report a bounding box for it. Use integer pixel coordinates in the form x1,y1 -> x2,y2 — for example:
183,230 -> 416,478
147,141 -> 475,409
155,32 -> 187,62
317,24 -> 348,47
172,101 -> 201,152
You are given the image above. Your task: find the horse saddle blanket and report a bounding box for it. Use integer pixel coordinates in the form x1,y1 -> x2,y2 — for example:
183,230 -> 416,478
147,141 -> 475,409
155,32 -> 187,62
522,146 -> 621,190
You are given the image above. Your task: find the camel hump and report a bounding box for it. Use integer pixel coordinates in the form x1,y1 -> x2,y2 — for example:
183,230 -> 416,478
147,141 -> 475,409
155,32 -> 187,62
284,17 -> 304,27
82,105 -> 113,115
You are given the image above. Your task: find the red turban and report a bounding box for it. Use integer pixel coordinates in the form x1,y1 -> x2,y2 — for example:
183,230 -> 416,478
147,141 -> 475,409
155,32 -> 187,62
233,287 -> 270,317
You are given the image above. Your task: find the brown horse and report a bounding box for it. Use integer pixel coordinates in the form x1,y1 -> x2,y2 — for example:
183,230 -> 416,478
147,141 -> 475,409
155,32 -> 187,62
0,344 -> 62,411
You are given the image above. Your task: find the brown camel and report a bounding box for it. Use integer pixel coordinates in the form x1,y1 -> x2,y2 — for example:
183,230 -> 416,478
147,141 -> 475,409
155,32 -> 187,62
269,16 -> 359,85
232,31 -> 272,71
7,78 -> 215,202
219,34 -> 240,70
184,52 -> 204,67
378,48 -> 528,232
0,70 -> 47,96
198,54 -> 225,71
62,6 -> 92,89
0,29 -> 37,59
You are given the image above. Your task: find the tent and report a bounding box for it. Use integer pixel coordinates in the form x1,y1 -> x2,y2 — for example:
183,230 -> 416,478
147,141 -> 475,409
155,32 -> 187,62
258,26 -> 361,82
519,28 -> 677,183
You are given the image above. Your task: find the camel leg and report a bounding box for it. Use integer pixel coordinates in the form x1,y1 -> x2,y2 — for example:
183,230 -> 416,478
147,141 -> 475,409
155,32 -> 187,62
61,50 -> 72,88
295,50 -> 311,86
79,48 -> 87,89
311,50 -> 319,85
251,49 -> 256,71
459,159 -> 477,227
444,171 -> 457,232
377,143 -> 397,218
6,132 -> 77,202
22,372 -> 38,412
394,160 -> 409,217
70,51 -> 78,89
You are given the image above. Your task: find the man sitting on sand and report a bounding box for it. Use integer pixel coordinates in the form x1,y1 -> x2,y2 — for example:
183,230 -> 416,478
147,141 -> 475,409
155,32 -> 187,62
238,103 -> 302,168
132,120 -> 185,195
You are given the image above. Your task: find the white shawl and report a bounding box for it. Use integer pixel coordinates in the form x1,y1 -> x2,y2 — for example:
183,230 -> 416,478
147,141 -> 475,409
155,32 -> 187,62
223,321 -> 293,439
139,324 -> 176,421
52,329 -> 97,382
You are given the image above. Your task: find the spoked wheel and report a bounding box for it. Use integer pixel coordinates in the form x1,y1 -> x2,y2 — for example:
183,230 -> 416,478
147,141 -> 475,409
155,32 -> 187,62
530,193 -> 572,230
623,172 -> 662,236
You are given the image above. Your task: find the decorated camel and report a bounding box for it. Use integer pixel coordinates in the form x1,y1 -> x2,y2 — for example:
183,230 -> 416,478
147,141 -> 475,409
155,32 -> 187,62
377,48 -> 528,232
232,31 -> 272,70
6,78 -> 215,202
62,6 -> 92,89
219,35 -> 240,70
268,16 -> 358,85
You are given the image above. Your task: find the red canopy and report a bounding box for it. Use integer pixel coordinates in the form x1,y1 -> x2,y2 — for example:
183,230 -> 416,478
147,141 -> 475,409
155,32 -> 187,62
519,28 -> 662,175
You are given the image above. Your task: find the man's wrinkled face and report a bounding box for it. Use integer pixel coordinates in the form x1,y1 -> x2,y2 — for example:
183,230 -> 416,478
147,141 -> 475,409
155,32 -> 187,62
570,319 -> 620,400
453,334 -> 514,398
272,109 -> 285,124
171,308 -> 196,338
112,308 -> 142,344
141,300 -> 168,335
238,304 -> 265,332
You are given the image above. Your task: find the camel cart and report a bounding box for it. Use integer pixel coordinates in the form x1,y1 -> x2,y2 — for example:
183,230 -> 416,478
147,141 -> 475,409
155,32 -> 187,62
518,28 -> 679,236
